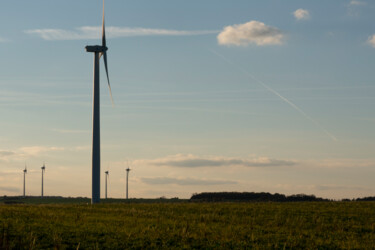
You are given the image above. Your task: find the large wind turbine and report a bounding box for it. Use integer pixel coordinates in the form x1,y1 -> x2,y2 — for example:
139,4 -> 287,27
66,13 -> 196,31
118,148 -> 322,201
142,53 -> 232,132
86,0 -> 113,204
23,164 -> 27,198
41,163 -> 46,197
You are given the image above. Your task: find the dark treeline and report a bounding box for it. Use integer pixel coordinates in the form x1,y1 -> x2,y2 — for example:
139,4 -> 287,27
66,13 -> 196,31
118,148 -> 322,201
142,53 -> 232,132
3,194 -> 375,204
355,197 -> 375,201
190,192 -> 330,202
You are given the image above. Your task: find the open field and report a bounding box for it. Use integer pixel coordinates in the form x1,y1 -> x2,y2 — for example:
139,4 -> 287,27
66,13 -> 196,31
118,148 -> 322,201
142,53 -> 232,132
0,196 -> 186,205
1,201 -> 375,249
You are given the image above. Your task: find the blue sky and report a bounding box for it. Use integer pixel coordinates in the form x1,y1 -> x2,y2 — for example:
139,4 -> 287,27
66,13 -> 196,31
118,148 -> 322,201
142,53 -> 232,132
1,0 -> 375,199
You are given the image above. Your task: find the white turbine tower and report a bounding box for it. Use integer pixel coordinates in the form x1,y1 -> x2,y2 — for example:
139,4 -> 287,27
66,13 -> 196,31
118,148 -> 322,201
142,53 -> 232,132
105,170 -> 109,199
126,166 -> 131,199
23,164 -> 27,198
41,163 -> 46,198
86,0 -> 113,204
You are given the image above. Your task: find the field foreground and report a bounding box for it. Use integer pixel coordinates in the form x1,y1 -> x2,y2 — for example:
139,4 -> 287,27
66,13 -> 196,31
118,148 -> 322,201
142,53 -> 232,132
1,202 -> 375,249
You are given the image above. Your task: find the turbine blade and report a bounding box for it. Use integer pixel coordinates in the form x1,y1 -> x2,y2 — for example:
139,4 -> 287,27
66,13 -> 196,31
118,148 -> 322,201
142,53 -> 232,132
101,0 -> 113,106
103,51 -> 114,106
102,0 -> 106,48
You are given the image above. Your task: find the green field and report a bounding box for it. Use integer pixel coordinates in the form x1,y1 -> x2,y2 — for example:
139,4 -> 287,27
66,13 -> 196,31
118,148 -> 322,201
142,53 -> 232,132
1,201 -> 375,249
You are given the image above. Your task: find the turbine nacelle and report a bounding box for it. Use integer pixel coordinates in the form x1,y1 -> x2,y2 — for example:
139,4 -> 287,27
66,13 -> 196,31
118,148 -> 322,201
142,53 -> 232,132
85,45 -> 108,53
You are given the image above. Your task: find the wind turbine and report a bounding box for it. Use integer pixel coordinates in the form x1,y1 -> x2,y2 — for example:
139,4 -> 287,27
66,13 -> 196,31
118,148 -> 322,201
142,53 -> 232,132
23,164 -> 27,198
105,170 -> 109,199
126,164 -> 131,199
85,0 -> 113,204
41,163 -> 46,198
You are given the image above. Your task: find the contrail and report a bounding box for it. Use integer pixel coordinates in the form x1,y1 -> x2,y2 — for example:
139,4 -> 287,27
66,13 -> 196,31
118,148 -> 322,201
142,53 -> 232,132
210,49 -> 338,142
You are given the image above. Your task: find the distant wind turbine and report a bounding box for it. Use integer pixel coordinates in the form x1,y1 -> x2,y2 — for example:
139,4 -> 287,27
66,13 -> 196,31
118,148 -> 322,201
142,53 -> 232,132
126,165 -> 131,199
85,0 -> 114,204
105,170 -> 109,199
41,163 -> 46,198
23,164 -> 27,198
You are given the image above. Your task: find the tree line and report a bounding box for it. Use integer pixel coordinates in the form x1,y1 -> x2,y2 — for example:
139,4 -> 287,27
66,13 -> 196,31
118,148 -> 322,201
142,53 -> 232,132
190,192 -> 329,202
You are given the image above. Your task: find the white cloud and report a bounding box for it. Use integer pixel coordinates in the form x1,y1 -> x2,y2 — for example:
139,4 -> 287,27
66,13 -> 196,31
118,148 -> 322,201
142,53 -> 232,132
25,26 -> 218,41
368,34 -> 375,48
217,20 -> 284,46
133,154 -> 295,168
293,9 -> 310,20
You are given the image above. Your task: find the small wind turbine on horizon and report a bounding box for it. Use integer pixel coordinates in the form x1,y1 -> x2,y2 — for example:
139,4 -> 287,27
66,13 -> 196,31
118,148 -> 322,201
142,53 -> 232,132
86,0 -> 114,204
23,164 -> 27,198
126,163 -> 131,200
41,163 -> 46,198
105,170 -> 109,199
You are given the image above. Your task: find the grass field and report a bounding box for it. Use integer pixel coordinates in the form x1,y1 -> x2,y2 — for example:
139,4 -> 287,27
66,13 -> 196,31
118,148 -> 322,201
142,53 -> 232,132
1,201 -> 375,249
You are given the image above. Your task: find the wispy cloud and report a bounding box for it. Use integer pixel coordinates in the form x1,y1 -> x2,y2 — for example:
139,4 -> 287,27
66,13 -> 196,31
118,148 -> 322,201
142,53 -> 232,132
0,150 -> 15,157
293,9 -> 310,20
134,154 -> 295,168
25,26 -> 218,41
0,150 -> 17,162
349,0 -> 366,6
0,170 -> 21,176
72,145 -> 91,151
368,34 -> 375,48
314,184 -> 370,191
51,128 -> 89,134
347,0 -> 366,16
0,186 -> 20,193
217,20 -> 284,46
141,176 -> 237,186
311,159 -> 375,169
0,146 -> 65,162
19,146 -> 64,156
